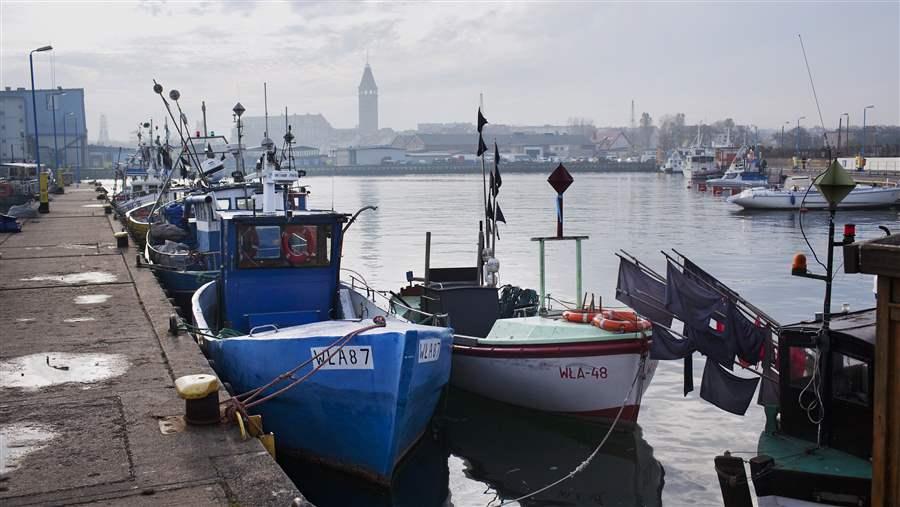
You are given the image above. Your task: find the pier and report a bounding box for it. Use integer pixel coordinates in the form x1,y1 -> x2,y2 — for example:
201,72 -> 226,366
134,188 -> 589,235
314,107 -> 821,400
0,188 -> 307,505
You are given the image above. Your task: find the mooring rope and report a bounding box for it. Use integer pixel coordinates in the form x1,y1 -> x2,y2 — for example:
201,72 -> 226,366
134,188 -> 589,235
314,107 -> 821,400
222,316 -> 387,421
488,353 -> 648,507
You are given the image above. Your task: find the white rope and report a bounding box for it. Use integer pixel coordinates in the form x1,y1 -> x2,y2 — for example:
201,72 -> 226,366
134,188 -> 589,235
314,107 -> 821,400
488,354 -> 648,507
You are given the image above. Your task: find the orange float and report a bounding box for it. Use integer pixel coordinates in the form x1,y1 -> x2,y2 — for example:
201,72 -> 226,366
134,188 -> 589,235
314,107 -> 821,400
591,309 -> 651,333
562,310 -> 601,324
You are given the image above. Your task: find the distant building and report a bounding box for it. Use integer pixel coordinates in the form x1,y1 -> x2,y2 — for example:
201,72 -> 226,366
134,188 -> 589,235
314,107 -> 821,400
234,113 -> 336,152
358,63 -> 378,136
333,145 -> 405,166
394,132 -> 593,159
592,130 -> 635,158
98,114 -> 110,145
0,86 -> 87,170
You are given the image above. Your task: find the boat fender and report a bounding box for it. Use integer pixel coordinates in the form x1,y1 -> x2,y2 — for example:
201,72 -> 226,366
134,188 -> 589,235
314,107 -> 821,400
562,310 -> 601,323
282,225 -> 317,265
789,192 -> 795,205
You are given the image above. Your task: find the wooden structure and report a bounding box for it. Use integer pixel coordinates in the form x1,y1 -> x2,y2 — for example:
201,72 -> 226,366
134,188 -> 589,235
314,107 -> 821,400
844,233 -> 900,506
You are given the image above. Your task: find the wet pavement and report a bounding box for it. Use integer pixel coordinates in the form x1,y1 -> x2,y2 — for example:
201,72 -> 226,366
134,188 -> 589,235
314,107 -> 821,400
0,188 -> 305,506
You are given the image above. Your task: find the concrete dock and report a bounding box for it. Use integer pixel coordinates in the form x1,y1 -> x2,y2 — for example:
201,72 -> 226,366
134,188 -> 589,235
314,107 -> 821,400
0,187 -> 306,505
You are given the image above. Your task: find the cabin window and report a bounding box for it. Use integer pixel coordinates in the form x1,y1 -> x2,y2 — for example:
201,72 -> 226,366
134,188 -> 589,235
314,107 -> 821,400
235,197 -> 252,210
236,223 -> 332,269
217,198 -> 231,210
832,353 -> 870,406
788,347 -> 817,387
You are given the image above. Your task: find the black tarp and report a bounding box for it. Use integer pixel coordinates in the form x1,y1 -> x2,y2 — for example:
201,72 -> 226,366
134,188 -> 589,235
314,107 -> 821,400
700,360 -> 760,416
616,258 -> 672,326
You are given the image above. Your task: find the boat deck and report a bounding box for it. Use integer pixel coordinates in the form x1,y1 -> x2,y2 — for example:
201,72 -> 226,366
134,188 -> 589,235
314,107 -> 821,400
0,187 -> 309,506
758,430 -> 871,479
480,315 -> 645,346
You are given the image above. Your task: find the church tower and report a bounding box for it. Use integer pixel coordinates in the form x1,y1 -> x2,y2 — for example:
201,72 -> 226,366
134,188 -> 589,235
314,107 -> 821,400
358,63 -> 378,135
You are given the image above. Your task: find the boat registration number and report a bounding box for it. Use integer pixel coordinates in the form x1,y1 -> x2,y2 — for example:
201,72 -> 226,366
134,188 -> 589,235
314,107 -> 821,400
310,346 -> 373,370
418,339 -> 441,363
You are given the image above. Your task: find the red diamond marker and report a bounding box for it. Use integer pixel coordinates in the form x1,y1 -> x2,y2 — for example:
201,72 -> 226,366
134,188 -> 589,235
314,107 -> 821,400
547,163 -> 573,194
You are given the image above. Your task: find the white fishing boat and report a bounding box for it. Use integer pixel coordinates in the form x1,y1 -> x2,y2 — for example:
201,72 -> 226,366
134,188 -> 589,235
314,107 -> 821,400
706,145 -> 769,193
727,175 -> 900,210
660,149 -> 687,174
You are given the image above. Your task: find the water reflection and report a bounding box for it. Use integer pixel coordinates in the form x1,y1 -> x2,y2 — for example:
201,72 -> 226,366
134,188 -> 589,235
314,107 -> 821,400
444,389 -> 664,507
280,388 -> 664,507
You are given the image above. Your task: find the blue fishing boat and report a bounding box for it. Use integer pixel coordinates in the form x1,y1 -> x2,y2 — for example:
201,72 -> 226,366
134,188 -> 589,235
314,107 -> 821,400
188,154 -> 453,483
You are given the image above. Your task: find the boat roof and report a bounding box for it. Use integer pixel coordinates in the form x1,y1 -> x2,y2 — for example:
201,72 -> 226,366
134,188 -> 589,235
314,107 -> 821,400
782,308 -> 876,346
217,208 -> 349,221
481,315 -> 645,345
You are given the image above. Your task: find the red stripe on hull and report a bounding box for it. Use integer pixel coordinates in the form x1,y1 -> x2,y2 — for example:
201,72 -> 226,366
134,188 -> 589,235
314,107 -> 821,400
453,339 -> 648,358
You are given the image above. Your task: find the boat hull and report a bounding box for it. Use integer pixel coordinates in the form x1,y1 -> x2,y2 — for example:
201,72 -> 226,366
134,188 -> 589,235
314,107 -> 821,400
203,322 -> 452,483
728,186 -> 900,210
450,340 -> 656,421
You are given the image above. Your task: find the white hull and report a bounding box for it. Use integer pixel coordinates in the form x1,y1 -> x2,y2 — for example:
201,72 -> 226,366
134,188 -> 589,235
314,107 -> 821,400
728,186 -> 900,210
450,350 -> 656,419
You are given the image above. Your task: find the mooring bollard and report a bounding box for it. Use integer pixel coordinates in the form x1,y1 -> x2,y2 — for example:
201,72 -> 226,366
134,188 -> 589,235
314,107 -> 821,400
104,204 -> 112,215
174,374 -> 220,425
114,231 -> 128,248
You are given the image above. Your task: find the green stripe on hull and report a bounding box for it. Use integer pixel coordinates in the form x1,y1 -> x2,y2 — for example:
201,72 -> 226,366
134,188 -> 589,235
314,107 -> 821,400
757,431 -> 871,480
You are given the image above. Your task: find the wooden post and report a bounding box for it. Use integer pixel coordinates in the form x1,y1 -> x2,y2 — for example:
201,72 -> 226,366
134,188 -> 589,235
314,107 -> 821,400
873,274 -> 900,506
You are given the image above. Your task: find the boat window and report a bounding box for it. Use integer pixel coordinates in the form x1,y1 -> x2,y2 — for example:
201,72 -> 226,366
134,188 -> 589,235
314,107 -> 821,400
788,347 -> 817,387
216,198 -> 231,210
236,223 -> 332,269
832,353 -> 870,406
235,197 -> 253,210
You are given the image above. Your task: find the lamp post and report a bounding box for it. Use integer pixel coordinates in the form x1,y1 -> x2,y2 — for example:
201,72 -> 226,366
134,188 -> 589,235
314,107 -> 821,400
28,45 -> 53,169
781,121 -> 791,154
862,105 -> 874,156
50,91 -> 66,170
795,116 -> 806,157
62,112 -> 73,167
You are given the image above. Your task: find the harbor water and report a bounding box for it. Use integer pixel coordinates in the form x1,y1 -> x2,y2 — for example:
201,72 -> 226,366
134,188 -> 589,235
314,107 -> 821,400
279,171 -> 894,506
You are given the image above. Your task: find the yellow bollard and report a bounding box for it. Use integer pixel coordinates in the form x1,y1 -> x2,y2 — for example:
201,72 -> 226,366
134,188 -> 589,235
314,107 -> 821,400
38,172 -> 49,213
55,170 -> 65,194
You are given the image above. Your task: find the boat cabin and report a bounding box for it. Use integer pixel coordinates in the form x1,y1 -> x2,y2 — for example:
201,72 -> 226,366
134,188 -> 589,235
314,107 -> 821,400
777,308 -> 875,460
192,187 -> 348,334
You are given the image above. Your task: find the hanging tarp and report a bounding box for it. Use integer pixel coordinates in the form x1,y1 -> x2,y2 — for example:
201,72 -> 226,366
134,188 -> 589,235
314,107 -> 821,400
616,258 -> 672,326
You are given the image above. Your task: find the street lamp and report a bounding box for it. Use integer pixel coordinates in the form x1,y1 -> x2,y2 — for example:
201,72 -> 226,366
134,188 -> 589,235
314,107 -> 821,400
50,91 -> 66,170
781,121 -> 791,153
29,45 -> 53,171
62,112 -> 74,167
795,116 -> 806,157
862,105 -> 874,156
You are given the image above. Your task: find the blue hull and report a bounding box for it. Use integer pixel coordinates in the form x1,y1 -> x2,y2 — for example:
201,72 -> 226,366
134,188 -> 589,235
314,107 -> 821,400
205,320 -> 452,482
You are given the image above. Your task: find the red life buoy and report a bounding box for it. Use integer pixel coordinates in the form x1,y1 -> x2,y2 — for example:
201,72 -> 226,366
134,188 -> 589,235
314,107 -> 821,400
282,225 -> 317,265
591,309 -> 651,333
562,310 -> 602,324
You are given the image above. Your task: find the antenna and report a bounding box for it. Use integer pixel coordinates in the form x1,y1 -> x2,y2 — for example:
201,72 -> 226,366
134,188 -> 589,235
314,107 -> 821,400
201,100 -> 208,137
798,34 -> 829,149
630,100 -> 635,129
263,82 -> 269,140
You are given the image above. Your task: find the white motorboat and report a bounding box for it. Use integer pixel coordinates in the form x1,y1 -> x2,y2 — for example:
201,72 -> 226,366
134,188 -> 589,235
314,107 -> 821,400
706,145 -> 769,192
727,176 -> 900,210
661,148 -> 687,173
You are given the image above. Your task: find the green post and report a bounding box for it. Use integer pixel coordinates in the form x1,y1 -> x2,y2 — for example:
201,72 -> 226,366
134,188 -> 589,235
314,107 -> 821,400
538,239 -> 546,313
575,238 -> 583,306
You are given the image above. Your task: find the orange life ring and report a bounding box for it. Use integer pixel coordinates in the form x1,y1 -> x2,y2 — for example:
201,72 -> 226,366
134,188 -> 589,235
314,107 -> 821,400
591,309 -> 651,333
0,182 -> 12,198
562,310 -> 602,324
282,225 -> 317,265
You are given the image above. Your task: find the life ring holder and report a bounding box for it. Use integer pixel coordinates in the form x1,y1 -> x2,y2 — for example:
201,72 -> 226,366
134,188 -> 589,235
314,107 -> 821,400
282,225 -> 317,266
591,309 -> 651,333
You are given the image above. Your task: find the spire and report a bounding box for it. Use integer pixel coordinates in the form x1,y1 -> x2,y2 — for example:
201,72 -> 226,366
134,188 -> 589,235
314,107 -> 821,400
359,63 -> 377,92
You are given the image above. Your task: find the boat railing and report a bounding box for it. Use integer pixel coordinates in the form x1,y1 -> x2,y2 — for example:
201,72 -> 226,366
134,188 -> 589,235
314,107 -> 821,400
342,269 -> 450,327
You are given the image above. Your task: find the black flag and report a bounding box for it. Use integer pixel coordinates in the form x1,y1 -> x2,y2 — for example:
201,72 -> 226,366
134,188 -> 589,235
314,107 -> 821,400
495,203 -> 506,223
477,134 -> 487,157
486,200 -> 493,219
493,143 -> 502,195
477,108 -> 488,133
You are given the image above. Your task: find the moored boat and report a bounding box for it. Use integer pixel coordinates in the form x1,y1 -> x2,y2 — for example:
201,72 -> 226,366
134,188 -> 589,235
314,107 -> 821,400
188,146 -> 452,483
727,175 -> 900,210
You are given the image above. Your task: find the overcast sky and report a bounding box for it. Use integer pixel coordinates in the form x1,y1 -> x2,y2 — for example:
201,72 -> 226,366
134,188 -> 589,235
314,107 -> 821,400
2,1 -> 897,142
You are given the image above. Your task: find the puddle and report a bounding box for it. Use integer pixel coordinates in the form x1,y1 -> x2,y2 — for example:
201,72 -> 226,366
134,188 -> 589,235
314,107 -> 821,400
63,317 -> 96,323
81,204 -> 105,208
74,294 -> 112,305
21,271 -> 117,284
0,352 -> 129,390
0,423 -> 57,474
15,318 -> 36,322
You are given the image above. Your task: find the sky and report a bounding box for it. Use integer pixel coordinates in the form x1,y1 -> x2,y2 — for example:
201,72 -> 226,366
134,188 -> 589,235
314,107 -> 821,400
1,1 -> 898,142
